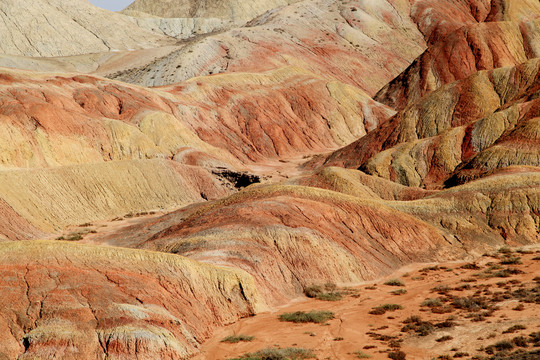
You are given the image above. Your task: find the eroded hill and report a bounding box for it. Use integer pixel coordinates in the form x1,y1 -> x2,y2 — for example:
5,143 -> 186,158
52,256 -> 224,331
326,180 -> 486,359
0,0 -> 538,359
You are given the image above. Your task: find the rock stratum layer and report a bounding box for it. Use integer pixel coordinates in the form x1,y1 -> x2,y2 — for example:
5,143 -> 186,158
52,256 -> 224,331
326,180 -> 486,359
324,59 -> 540,188
126,0 -> 300,23
0,0 -> 175,57
0,241 -> 263,359
0,0 -> 539,358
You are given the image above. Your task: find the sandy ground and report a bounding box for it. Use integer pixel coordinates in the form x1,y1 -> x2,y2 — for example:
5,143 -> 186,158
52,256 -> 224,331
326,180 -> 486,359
193,249 -> 540,360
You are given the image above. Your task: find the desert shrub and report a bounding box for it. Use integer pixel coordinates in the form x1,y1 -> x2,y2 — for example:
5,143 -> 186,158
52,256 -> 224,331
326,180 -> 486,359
401,316 -> 435,336
420,265 -> 440,272
304,283 -> 343,301
503,325 -> 526,334
492,268 -> 525,278
461,263 -> 480,270
391,289 -> 407,295
512,336 -> 528,347
385,279 -> 405,286
431,285 -> 451,294
451,296 -> 489,311
500,256 -> 522,265
498,247 -> 513,254
229,347 -> 315,360
370,304 -> 402,314
64,232 -> 83,241
528,332 -> 540,346
279,311 -> 334,324
316,292 -> 343,301
494,340 -> 514,351
369,307 -> 386,315
354,351 -> 372,358
304,285 -> 323,298
431,306 -> 454,314
388,351 -> 406,360
436,335 -> 453,342
512,285 -> 540,304
453,352 -> 469,358
402,315 -> 422,324
422,298 -> 443,307
435,320 -> 455,328
221,334 -> 255,343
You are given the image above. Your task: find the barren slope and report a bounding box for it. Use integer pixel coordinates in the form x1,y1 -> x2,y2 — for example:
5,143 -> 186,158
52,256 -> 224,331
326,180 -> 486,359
324,59 -> 540,188
0,241 -> 264,359
195,248 -> 540,360
113,0 -> 427,92
126,0 -> 300,23
0,0 -> 174,57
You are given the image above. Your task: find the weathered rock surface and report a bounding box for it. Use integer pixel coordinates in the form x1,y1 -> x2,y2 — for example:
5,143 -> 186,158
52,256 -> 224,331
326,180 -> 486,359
166,67 -> 396,163
95,168 -> 540,309
375,19 -> 540,111
113,0 -> 427,92
126,0 -> 300,23
98,183 -> 462,305
0,0 -> 175,57
0,1 -> 538,359
0,241 -> 264,359
127,15 -> 232,40
0,66 -> 394,169
324,59 -> 540,188
0,159 -> 233,237
0,67 -> 234,169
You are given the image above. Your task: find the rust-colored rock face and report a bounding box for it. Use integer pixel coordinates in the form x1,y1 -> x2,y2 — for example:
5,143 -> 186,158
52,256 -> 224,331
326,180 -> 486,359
111,0 -> 428,93
0,0 -> 539,359
0,241 -> 263,359
325,59 -> 540,189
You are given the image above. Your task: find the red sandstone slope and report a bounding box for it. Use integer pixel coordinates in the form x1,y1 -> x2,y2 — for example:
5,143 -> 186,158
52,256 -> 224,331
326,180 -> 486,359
0,241 -> 264,359
111,0 -> 428,93
0,66 -> 394,239
324,59 -> 540,188
375,0 -> 540,110
0,0 -> 539,359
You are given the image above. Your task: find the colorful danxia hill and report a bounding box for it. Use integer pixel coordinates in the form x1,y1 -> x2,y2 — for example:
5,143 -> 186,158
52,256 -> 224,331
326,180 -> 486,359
0,0 -> 539,359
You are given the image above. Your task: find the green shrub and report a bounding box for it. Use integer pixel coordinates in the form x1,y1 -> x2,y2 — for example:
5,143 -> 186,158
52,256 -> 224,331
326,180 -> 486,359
221,334 -> 255,343
304,285 -> 322,298
498,247 -> 513,254
61,232 -> 83,241
316,292 -> 343,301
503,325 -> 526,334
304,283 -> 342,301
391,289 -> 407,296
512,336 -> 528,347
436,335 -> 453,342
388,351 -> 406,360
451,296 -> 489,311
368,307 -> 386,315
229,347 -> 315,360
353,351 -> 372,358
500,256 -> 522,265
370,304 -> 402,315
421,298 -> 443,307
384,279 -> 405,287
279,311 -> 334,324
494,340 -> 514,351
